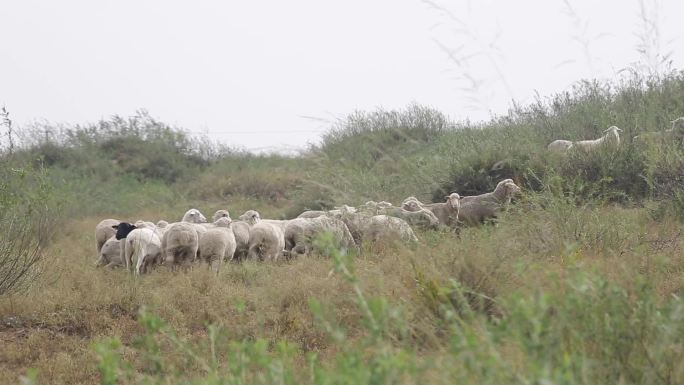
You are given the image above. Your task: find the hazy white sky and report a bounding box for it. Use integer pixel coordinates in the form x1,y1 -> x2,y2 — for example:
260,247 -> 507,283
1,0 -> 682,152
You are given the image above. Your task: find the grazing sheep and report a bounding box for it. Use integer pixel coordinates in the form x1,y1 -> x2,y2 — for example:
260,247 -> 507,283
459,179 -> 521,225
162,222 -> 200,268
198,217 -> 237,272
421,193 -> 461,227
239,210 -> 261,225
284,216 -> 356,257
231,221 -> 251,261
400,197 -> 423,212
573,126 -> 622,151
182,208 -> 207,223
95,219 -> 120,255
378,206 -> 440,229
113,222 -> 162,275
134,220 -> 164,238
247,222 -> 285,262
297,210 -> 327,219
95,237 -> 123,268
364,215 -> 418,243
126,228 -> 162,275
547,140 -> 574,152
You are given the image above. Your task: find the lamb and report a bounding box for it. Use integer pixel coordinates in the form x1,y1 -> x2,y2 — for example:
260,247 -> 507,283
95,219 -> 120,255
284,216 -> 356,257
95,237 -> 123,268
458,179 -> 521,225
113,222 -> 163,275
182,208 -> 207,223
547,139 -> 574,152
247,222 -> 286,262
161,222 -> 200,269
573,126 -> 622,151
198,217 -> 237,272
377,206 -> 440,229
421,193 -> 461,227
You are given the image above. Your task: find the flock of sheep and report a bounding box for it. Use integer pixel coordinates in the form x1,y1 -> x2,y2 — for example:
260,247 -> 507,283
94,179 -> 521,275
94,117 -> 684,275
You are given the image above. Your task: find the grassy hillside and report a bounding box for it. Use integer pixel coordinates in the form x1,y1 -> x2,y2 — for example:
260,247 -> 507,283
1,72 -> 684,384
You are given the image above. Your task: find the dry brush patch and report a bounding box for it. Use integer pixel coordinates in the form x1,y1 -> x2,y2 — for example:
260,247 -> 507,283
1,207 -> 684,383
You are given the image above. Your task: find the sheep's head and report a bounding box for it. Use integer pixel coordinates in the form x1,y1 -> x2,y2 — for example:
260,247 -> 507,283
418,208 -> 440,229
182,208 -> 207,223
604,126 -> 622,140
156,220 -> 168,228
445,193 -> 461,210
377,201 -> 393,209
239,210 -> 261,225
503,181 -> 522,198
212,209 -> 231,222
214,217 -> 232,228
401,199 -> 422,212
112,222 -> 137,240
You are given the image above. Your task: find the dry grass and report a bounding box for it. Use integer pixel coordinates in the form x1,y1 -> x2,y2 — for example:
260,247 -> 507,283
1,203 -> 683,384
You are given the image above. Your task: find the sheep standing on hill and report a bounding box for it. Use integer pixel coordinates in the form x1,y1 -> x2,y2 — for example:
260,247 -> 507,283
573,126 -> 622,151
458,179 -> 521,225
199,217 -> 237,272
95,219 -> 120,256
162,222 -> 200,269
182,208 -> 207,223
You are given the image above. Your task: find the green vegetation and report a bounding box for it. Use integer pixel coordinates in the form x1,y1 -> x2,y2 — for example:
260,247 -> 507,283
0,71 -> 683,384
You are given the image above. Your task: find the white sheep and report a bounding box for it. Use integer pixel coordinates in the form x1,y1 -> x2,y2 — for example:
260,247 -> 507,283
124,228 -> 163,275
182,208 -> 207,223
547,139 -> 574,152
212,209 -> 231,222
95,237 -> 123,268
364,215 -> 418,243
247,222 -> 286,262
198,217 -> 237,272
459,179 -> 521,225
377,206 -> 440,229
573,126 -> 622,151
400,197 -> 423,212
95,219 -> 120,256
284,216 -> 356,257
239,210 -> 261,225
231,221 -> 251,261
162,222 -> 200,268
297,210 -> 327,219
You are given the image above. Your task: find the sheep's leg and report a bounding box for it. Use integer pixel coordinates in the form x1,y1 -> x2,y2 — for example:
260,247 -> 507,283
94,255 -> 105,267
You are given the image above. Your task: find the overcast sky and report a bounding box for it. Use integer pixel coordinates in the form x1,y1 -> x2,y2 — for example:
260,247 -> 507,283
1,0 -> 682,152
